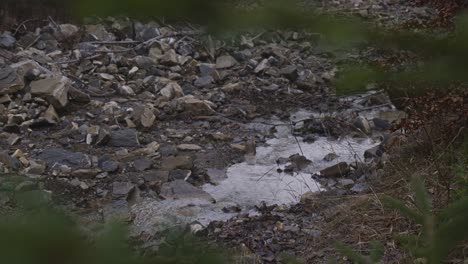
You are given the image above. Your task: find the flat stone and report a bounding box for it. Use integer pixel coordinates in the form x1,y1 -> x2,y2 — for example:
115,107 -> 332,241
215,55 -> 237,69
37,148 -> 90,169
160,156 -> 193,170
133,157 -> 152,171
109,128 -> 139,147
70,168 -> 101,179
160,180 -> 214,202
320,162 -> 350,178
30,76 -> 70,109
112,182 -> 135,199
99,160 -> 119,173
177,144 -> 202,151
140,107 -> 156,128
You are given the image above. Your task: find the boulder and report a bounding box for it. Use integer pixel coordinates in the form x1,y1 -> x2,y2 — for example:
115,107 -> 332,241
0,66 -> 24,95
0,32 -> 16,49
109,128 -> 140,147
353,116 -> 371,134
160,156 -> 193,170
30,76 -> 70,109
37,148 -> 91,169
160,82 -> 184,100
320,162 -> 350,177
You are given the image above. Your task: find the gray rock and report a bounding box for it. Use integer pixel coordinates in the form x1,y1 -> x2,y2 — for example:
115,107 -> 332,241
215,55 -> 237,69
323,153 -> 339,162
279,65 -> 298,80
30,76 -> 70,109
37,148 -> 90,169
199,63 -> 216,77
353,116 -> 371,134
159,49 -> 179,66
54,24 -> 79,41
338,178 -> 355,188
160,156 -> 193,170
142,170 -> 169,183
109,129 -> 139,147
364,145 -> 384,159
0,66 -> 24,95
351,183 -> 370,193
372,118 -> 391,131
160,180 -> 214,202
320,162 -> 350,177
133,157 -> 152,171
177,144 -> 202,151
0,32 -> 16,49
194,76 -> 214,87
160,82 -> 184,100
112,182 -> 135,199
159,144 -> 178,157
100,160 -> 119,173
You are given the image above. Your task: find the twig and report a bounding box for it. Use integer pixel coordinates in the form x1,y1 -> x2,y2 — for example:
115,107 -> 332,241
25,35 -> 40,49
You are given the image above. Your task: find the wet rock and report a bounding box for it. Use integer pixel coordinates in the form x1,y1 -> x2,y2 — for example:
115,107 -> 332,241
215,55 -> 237,69
160,82 -> 184,100
133,157 -> 152,171
176,96 -> 216,115
103,199 -> 132,222
177,144 -> 202,151
0,32 -> 15,49
323,153 -> 339,162
160,156 -> 193,170
320,162 -> 350,177
285,154 -> 312,173
353,116 -> 371,134
160,180 -> 214,202
109,128 -> 139,147
0,66 -> 24,95
206,168 -> 227,184
364,145 -> 384,159
372,118 -> 391,131
30,76 -> 70,109
100,160 -> 119,173
37,148 -> 90,169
